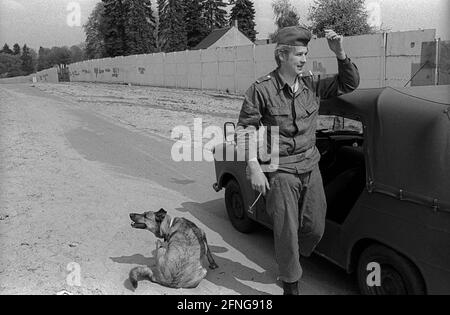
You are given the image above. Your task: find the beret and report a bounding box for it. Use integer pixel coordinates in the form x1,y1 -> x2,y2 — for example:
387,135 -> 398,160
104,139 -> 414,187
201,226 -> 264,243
275,26 -> 312,46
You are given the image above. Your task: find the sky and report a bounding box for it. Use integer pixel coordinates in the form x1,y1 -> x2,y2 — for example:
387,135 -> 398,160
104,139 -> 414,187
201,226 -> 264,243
0,0 -> 449,51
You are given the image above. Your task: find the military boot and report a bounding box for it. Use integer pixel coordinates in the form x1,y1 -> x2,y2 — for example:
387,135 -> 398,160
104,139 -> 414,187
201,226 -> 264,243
283,281 -> 299,295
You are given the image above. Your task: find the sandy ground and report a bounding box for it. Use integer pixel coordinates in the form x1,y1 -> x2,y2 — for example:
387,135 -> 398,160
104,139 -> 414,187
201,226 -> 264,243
0,84 -> 237,295
0,83 -> 279,295
35,82 -> 242,143
0,82 -> 358,295
34,82 -> 360,142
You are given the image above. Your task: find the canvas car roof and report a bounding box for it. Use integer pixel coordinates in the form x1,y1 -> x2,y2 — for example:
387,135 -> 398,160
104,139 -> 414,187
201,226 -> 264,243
320,85 -> 450,213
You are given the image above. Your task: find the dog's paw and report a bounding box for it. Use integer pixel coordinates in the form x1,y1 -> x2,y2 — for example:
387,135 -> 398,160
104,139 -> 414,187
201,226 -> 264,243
209,262 -> 219,270
130,278 -> 138,289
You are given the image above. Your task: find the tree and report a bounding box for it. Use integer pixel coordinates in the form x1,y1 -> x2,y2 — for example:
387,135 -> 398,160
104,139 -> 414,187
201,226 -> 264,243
308,0 -> 374,38
87,0 -> 157,58
20,44 -> 34,75
37,47 -> 52,71
123,0 -> 157,55
229,0 -> 257,42
29,47 -> 38,72
70,45 -> 85,63
84,2 -> 107,59
157,0 -> 187,52
37,45 -> 83,71
0,53 -> 23,77
272,0 -> 300,29
185,0 -> 209,49
13,43 -> 21,55
102,0 -> 127,57
203,0 -> 228,32
1,44 -> 13,54
49,46 -> 72,66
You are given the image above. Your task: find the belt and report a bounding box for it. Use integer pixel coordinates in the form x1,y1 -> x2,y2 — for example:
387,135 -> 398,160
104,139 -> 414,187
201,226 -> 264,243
260,146 -> 315,166
275,146 -> 315,165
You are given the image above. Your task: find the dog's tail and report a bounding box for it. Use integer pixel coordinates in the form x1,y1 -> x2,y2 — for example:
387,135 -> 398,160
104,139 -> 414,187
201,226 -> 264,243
129,266 -> 153,289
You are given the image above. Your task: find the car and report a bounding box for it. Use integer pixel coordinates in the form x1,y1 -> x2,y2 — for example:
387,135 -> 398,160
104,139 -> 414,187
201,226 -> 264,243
212,85 -> 450,295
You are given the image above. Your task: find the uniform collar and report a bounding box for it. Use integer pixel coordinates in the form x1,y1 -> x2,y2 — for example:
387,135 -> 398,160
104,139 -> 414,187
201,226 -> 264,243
273,69 -> 308,94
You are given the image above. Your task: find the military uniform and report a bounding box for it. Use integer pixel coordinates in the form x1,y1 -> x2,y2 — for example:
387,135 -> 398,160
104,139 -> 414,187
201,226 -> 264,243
236,26 -> 360,285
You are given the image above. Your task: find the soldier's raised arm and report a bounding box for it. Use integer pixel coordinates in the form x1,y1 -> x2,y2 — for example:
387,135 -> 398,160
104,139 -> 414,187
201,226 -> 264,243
314,29 -> 360,99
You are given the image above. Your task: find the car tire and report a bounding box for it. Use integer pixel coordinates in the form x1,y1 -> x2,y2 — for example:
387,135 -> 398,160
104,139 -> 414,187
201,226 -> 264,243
357,244 -> 426,295
224,179 -> 256,233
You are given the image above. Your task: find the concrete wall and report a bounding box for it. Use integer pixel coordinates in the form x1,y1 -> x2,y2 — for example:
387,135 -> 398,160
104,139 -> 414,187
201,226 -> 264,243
438,40 -> 450,85
385,29 -> 436,87
69,29 -> 441,94
0,68 -> 59,84
305,33 -> 386,89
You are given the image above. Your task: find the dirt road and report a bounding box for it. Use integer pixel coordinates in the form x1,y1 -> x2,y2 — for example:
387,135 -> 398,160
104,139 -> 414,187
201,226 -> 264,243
0,82 -> 358,295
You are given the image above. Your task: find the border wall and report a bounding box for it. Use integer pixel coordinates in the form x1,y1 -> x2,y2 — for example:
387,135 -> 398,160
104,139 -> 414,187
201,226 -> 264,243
64,29 -> 443,93
0,68 -> 59,84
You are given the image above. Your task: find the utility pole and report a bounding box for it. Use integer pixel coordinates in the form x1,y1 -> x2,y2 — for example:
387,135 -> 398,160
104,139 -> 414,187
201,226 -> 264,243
435,38 -> 440,85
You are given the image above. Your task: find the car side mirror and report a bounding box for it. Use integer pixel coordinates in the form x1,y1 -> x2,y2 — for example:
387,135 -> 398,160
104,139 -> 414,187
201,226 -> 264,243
224,122 -> 236,143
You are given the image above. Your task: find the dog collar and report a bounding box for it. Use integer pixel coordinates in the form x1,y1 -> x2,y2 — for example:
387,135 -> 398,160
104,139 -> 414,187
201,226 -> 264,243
163,217 -> 175,242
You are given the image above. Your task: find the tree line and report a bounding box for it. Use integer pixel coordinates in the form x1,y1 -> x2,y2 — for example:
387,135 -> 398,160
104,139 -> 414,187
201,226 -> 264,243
85,0 -> 376,59
0,43 -> 35,78
271,0 -> 378,40
0,43 -> 86,78
1,0 -> 376,78
84,0 -> 257,58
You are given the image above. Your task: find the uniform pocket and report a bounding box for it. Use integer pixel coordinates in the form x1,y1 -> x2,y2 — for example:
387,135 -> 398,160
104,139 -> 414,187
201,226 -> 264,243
304,98 -> 319,116
266,106 -> 291,128
268,106 -> 290,116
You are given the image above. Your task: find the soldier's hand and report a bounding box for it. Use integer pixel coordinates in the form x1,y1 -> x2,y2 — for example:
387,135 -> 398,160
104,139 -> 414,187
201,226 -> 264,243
248,161 -> 270,196
325,29 -> 346,60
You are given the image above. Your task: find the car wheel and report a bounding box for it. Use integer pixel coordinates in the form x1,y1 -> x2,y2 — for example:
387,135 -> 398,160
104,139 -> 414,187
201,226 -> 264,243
224,179 -> 255,233
357,244 -> 425,295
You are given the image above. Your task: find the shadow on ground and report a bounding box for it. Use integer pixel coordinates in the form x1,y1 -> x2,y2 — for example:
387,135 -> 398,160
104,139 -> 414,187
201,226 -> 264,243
110,245 -> 274,295
175,198 -> 359,295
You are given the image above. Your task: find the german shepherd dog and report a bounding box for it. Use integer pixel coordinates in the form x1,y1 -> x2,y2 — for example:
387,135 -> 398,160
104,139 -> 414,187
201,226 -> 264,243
129,209 -> 218,289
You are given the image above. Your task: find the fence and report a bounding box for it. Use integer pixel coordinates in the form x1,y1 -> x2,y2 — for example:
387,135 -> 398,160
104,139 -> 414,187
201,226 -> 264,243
0,68 -> 59,84
68,29 -> 446,93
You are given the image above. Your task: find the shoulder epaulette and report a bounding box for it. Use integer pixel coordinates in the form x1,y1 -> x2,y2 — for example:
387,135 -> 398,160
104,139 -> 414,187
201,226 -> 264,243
256,75 -> 272,84
300,71 -> 321,97
301,74 -> 314,88
299,70 -> 315,78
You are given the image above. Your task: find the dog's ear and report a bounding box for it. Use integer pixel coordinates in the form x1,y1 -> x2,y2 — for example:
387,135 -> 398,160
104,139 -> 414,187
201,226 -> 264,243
155,208 -> 167,224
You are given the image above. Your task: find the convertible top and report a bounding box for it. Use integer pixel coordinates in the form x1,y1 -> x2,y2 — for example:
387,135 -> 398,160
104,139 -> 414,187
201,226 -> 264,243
320,85 -> 450,212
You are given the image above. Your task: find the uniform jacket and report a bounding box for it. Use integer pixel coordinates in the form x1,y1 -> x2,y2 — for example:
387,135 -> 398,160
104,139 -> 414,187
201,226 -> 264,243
236,57 -> 360,173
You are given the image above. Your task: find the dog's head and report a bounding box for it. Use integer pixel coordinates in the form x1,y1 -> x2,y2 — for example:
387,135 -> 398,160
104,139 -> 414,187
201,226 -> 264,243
129,209 -> 169,238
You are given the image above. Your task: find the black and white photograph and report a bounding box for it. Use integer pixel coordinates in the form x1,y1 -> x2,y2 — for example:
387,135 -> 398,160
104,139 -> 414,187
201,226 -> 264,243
0,0 -> 449,297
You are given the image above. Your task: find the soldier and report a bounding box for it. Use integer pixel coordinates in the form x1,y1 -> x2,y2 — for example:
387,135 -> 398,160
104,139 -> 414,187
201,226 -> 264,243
235,26 -> 360,295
